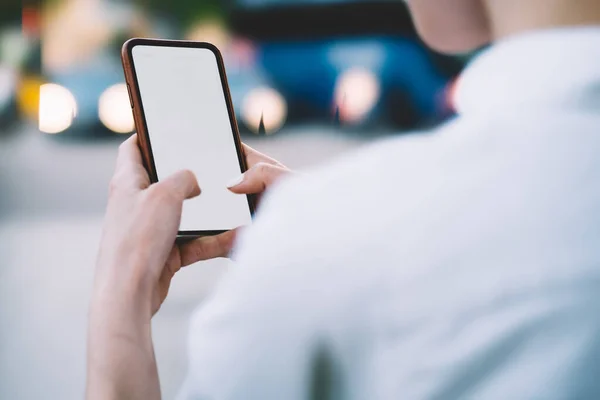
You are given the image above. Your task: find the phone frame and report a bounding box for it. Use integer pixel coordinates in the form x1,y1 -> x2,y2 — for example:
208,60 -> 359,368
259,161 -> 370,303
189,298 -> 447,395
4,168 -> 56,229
121,38 -> 255,238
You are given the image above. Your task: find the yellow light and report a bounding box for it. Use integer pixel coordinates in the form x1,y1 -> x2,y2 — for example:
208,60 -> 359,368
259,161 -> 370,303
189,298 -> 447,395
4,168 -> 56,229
17,75 -> 44,120
38,83 -> 77,134
242,87 -> 287,134
98,84 -> 135,134
334,68 -> 381,124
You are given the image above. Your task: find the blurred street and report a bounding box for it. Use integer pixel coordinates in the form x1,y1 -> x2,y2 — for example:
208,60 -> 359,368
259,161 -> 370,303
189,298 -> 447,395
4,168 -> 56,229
0,123 -> 372,399
0,0 -> 458,397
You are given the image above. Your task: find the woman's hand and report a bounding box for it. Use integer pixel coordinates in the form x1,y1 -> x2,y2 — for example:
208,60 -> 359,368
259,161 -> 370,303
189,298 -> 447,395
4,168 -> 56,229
93,135 -> 236,316
87,136 -> 291,400
89,134 -> 240,400
93,138 -> 290,316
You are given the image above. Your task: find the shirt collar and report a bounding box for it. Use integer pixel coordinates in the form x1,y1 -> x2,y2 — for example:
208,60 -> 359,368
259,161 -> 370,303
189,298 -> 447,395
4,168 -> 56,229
454,26 -> 600,115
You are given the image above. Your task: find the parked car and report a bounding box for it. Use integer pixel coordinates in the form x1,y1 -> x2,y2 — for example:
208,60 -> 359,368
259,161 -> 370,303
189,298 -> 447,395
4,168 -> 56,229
38,49 -> 133,136
37,1 -> 178,136
222,39 -> 284,135
226,0 -> 463,134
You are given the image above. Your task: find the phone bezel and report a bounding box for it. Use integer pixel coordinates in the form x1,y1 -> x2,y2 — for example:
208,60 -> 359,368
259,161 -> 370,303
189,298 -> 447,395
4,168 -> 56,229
121,38 -> 255,238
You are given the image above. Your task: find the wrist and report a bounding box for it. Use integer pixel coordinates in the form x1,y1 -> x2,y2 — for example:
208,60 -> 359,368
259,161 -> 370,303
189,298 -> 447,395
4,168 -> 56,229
92,256 -> 154,321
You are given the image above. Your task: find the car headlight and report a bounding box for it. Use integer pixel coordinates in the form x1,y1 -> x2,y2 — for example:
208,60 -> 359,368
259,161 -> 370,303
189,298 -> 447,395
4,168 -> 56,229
333,67 -> 381,124
38,83 -> 78,134
241,87 -> 287,135
98,83 -> 135,134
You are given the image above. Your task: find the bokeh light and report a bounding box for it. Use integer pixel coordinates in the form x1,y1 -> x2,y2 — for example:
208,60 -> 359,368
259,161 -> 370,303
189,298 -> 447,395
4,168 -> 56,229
334,67 -> 381,124
242,87 -> 287,134
38,83 -> 77,134
186,19 -> 231,51
98,83 -> 135,134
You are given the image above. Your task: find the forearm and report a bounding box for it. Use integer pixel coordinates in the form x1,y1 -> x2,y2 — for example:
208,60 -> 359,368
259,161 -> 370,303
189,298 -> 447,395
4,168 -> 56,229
86,277 -> 160,400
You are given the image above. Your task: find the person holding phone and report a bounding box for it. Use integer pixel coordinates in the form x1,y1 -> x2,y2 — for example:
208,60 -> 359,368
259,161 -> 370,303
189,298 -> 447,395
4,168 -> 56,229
88,0 -> 600,399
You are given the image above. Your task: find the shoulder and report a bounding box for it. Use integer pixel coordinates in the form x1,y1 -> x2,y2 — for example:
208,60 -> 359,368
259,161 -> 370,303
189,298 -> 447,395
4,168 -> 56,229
229,121 -> 469,300
237,117 -> 476,243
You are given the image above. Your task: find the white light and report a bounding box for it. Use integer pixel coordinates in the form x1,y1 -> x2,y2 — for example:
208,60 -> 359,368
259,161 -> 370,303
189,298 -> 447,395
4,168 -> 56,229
98,83 -> 135,134
334,68 -> 381,124
242,87 -> 287,134
39,83 -> 77,134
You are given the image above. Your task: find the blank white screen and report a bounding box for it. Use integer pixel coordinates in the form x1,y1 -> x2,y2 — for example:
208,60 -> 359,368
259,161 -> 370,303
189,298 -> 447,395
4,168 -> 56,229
132,45 -> 252,232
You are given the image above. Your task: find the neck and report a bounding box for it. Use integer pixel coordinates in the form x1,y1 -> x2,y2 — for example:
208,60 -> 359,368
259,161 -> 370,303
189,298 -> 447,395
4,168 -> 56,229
485,0 -> 600,40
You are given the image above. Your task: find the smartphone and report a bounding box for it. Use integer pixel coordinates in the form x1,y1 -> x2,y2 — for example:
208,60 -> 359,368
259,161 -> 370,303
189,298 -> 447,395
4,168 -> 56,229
121,38 -> 254,238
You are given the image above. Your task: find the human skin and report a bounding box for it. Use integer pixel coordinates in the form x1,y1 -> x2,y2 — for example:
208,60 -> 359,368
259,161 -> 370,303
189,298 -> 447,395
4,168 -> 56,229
86,135 -> 289,400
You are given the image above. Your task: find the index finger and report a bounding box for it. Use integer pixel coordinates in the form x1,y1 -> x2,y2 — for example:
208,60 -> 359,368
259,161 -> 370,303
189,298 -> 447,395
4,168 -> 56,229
242,143 -> 284,168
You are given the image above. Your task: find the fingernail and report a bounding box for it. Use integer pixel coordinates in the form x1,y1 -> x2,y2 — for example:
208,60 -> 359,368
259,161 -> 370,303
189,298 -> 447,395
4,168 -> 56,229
226,174 -> 245,188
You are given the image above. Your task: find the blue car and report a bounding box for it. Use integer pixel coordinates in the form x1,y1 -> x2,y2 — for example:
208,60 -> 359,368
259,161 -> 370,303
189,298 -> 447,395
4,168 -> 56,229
38,2 -> 178,137
39,50 -> 132,136
226,0 -> 462,134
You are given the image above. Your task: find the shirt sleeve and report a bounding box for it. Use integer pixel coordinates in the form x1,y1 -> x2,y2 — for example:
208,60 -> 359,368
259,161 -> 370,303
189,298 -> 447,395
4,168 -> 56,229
176,178 -> 340,400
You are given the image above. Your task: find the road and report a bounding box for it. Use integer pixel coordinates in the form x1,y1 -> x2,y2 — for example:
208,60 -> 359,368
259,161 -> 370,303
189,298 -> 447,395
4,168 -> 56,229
0,123 -> 374,399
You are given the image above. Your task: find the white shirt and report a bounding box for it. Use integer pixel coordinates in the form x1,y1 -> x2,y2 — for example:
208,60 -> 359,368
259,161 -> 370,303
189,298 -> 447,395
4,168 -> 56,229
179,27 -> 600,399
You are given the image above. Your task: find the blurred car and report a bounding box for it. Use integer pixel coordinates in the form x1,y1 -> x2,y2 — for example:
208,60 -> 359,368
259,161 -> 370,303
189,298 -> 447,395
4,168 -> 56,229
37,1 -> 178,137
39,50 -> 133,136
221,40 -> 284,135
226,0 -> 463,134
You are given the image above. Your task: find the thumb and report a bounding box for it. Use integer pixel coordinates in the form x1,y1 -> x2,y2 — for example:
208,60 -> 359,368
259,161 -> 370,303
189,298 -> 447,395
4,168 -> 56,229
158,169 -> 201,200
227,162 -> 288,194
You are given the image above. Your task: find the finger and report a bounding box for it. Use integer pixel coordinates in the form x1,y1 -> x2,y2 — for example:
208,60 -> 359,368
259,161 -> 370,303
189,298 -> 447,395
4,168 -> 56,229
227,162 -> 288,194
116,134 -> 144,171
242,143 -> 284,168
179,230 -> 237,266
156,170 -> 201,201
110,134 -> 150,192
